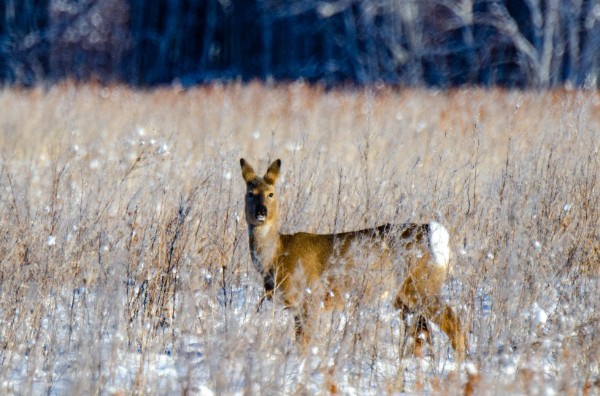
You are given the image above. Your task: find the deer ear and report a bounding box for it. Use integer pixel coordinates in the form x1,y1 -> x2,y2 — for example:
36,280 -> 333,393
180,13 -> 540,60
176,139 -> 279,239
240,158 -> 257,183
264,159 -> 281,185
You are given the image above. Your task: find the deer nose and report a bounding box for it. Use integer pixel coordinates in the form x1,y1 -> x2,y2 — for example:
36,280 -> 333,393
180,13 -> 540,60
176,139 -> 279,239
255,205 -> 267,219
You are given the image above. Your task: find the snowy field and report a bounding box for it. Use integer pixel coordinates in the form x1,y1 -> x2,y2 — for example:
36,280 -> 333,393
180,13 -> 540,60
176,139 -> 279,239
0,84 -> 598,394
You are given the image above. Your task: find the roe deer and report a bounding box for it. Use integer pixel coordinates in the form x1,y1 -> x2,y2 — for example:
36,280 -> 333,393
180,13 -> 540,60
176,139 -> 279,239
240,158 -> 466,359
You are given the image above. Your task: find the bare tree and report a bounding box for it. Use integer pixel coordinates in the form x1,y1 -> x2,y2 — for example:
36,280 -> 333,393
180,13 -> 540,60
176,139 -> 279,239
48,0 -> 129,82
0,0 -> 599,87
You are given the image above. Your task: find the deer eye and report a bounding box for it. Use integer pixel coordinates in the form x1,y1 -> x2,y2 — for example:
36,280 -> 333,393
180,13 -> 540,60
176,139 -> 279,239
268,192 -> 274,198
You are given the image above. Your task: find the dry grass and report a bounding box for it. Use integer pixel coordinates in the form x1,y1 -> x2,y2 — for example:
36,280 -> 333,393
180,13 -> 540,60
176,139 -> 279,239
0,82 -> 598,394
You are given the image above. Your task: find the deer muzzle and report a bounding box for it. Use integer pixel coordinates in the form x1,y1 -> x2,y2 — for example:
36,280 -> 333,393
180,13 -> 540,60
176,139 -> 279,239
255,205 -> 267,222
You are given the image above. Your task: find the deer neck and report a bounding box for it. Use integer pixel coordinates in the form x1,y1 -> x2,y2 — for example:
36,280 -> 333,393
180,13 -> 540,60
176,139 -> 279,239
248,221 -> 280,275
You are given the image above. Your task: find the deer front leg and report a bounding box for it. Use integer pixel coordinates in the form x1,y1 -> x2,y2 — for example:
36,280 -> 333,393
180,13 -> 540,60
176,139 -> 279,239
293,303 -> 311,350
282,283 -> 312,350
256,270 -> 276,312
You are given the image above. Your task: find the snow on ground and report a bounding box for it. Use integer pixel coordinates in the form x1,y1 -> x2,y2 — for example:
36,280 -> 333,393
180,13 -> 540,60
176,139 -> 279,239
0,279 -> 459,394
2,274 -> 591,395
0,232 -> 595,395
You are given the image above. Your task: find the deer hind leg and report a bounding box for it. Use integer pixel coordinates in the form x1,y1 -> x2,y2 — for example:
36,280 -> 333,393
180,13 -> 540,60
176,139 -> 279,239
424,300 -> 467,361
402,310 -> 434,357
412,314 -> 433,357
396,283 -> 467,360
394,280 -> 435,357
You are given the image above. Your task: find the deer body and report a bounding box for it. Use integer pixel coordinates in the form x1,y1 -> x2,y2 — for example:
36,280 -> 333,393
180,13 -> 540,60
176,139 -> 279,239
240,158 -> 466,358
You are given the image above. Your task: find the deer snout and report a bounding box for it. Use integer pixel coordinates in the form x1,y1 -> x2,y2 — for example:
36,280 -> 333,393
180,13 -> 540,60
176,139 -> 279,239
255,205 -> 267,221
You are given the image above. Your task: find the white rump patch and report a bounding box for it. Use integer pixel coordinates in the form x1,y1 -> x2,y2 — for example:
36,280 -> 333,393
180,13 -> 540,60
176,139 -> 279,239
429,222 -> 450,269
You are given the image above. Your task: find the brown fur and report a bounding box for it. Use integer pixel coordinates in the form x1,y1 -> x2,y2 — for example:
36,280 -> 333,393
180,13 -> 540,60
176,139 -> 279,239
240,158 -> 466,359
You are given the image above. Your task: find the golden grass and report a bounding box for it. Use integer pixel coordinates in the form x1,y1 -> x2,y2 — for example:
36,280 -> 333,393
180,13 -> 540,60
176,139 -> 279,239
0,82 -> 598,394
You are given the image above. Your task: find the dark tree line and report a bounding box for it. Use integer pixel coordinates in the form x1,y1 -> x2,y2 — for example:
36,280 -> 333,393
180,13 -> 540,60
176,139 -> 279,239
1,0 -> 599,88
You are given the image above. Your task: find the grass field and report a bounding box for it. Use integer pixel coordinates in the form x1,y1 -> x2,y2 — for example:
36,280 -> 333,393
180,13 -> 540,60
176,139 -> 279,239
0,83 -> 598,394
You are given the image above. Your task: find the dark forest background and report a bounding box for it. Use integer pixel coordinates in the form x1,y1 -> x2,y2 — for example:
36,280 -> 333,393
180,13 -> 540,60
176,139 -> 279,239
1,0 -> 599,88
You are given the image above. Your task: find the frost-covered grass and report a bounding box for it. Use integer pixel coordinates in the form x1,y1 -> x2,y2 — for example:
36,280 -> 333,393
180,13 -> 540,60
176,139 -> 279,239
0,83 -> 598,394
